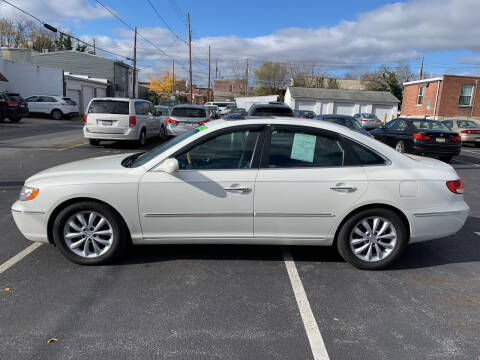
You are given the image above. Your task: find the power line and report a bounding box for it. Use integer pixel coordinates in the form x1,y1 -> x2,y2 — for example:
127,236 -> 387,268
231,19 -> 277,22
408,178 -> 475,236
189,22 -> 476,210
0,0 -> 133,61
146,0 -> 186,43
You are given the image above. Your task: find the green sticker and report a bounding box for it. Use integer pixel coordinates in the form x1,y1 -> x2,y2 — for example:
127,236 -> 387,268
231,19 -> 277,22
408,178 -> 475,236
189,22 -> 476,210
197,125 -> 207,131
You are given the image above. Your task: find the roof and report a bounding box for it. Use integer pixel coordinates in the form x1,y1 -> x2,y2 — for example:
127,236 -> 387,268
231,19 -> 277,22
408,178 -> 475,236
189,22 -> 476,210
403,77 -> 443,86
287,87 -> 400,103
0,72 -> 8,82
64,72 -> 108,86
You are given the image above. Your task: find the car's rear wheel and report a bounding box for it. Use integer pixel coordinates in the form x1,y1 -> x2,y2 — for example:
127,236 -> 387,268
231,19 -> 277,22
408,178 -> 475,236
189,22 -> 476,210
51,109 -> 63,120
474,143 -> 480,148
439,155 -> 453,163
53,201 -> 128,265
88,139 -> 100,146
158,125 -> 167,142
137,128 -> 146,147
395,140 -> 405,153
337,208 -> 407,270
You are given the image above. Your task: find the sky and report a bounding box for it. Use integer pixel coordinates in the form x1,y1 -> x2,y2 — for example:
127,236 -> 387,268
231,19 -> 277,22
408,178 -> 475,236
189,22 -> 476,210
1,0 -> 480,85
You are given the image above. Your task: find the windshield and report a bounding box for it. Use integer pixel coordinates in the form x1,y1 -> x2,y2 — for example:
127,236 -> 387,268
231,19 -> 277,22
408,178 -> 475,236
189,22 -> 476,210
457,120 -> 478,128
131,126 -> 207,167
324,116 -> 362,130
88,100 -> 129,114
171,107 -> 206,118
412,120 -> 451,131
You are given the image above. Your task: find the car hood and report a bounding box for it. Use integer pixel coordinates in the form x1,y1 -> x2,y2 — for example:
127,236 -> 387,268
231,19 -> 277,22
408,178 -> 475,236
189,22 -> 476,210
26,153 -> 134,185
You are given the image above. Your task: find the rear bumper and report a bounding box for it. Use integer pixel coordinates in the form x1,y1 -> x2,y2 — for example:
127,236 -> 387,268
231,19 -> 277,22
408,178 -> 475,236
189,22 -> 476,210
83,126 -> 139,141
11,201 -> 49,243
461,134 -> 480,143
166,124 -> 193,137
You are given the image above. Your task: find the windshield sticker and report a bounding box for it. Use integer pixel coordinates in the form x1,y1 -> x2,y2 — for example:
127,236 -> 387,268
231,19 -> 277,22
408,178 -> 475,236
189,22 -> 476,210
197,125 -> 207,131
290,133 -> 316,163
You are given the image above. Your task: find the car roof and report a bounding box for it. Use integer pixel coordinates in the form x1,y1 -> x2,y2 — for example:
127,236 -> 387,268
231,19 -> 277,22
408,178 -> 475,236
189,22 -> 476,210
318,114 -> 354,119
172,104 -> 206,109
250,103 -> 291,109
91,97 -> 149,102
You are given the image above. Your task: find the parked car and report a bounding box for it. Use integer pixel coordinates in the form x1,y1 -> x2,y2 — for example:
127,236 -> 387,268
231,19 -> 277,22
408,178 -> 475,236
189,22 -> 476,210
229,108 -> 247,116
205,101 -> 235,115
157,99 -> 179,109
224,113 -> 245,120
371,118 -> 461,162
248,104 -> 294,117
12,117 -> 468,269
294,110 -> 316,119
0,92 -> 28,123
442,119 -> 480,147
84,98 -> 164,146
166,104 -> 210,137
353,113 -> 383,129
206,105 -> 220,119
224,104 -> 237,115
317,114 -> 373,138
25,95 -> 79,120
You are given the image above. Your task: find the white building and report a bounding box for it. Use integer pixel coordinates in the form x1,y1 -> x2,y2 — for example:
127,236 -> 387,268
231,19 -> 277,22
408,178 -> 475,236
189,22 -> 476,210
235,95 -> 279,111
64,73 -> 108,114
284,87 -> 400,121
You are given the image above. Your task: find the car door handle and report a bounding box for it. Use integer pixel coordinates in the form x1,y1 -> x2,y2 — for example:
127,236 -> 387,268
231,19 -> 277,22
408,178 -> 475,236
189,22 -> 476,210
224,184 -> 251,194
330,185 -> 357,193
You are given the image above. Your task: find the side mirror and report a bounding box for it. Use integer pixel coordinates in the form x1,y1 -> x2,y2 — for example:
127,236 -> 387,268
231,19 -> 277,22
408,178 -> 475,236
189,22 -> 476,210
154,158 -> 179,174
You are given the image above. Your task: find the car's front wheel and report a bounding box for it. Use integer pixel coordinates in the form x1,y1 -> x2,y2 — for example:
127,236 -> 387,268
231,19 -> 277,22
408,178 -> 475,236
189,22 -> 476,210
439,155 -> 453,163
51,109 -> 63,120
337,208 -> 407,270
88,139 -> 100,146
137,128 -> 146,147
52,201 -> 128,265
395,140 -> 405,153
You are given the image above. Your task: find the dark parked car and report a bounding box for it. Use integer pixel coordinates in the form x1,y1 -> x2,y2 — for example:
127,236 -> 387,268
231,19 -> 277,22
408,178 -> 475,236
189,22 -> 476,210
248,104 -> 294,117
294,110 -> 316,119
0,92 -> 28,123
317,114 -> 373,138
371,118 -> 461,162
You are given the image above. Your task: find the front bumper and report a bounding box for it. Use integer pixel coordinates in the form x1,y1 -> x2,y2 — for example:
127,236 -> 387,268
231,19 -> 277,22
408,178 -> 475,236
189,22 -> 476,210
11,200 -> 49,243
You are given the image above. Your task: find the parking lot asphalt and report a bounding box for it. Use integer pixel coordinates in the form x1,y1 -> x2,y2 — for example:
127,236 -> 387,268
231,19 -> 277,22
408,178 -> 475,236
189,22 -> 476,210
1,118 -> 479,359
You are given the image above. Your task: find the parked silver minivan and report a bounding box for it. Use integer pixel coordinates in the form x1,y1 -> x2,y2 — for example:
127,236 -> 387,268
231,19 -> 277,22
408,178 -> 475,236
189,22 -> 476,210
84,98 -> 164,146
166,104 -> 210,137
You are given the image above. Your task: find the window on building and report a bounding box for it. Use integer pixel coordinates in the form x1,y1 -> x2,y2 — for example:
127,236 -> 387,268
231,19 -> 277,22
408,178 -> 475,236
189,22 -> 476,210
459,85 -> 474,106
229,84 -> 233,92
417,86 -> 425,105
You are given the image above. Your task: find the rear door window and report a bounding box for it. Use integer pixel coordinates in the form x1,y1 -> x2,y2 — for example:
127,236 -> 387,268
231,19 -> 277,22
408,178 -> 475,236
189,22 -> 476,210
134,102 -> 146,115
88,100 -> 130,114
171,107 -> 206,118
344,139 -> 386,165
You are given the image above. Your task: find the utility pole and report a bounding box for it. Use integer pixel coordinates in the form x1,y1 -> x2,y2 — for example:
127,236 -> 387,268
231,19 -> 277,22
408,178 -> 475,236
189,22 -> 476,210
245,58 -> 249,96
187,12 -> 193,104
419,56 -> 424,80
132,26 -> 137,98
172,60 -> 175,96
215,59 -> 218,79
208,45 -> 211,102
93,38 -> 96,54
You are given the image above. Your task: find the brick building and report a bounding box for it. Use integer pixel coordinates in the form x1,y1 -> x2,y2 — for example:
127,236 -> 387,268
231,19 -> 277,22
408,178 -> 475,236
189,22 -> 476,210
214,78 -> 247,101
401,75 -> 480,120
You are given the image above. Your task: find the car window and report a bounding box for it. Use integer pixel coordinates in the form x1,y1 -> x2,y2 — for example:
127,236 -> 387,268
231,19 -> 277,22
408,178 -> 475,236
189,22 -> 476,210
176,129 -> 261,170
266,129 -> 344,168
143,102 -> 153,115
457,120 -> 478,128
62,97 -> 76,105
41,96 -> 57,102
7,94 -> 22,102
171,107 -> 206,118
135,102 -> 146,115
412,120 -> 450,131
88,100 -> 130,114
394,120 -> 408,131
345,140 -> 386,165
323,116 -> 362,130
25,96 -> 39,102
364,114 -> 378,119
442,120 -> 454,129
383,120 -> 397,129
250,107 -> 294,116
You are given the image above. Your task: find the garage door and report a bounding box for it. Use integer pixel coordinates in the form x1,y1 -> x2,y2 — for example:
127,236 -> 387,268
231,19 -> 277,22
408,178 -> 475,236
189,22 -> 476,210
296,100 -> 316,111
66,89 -> 80,107
95,87 -> 106,97
334,103 -> 355,116
373,105 -> 393,122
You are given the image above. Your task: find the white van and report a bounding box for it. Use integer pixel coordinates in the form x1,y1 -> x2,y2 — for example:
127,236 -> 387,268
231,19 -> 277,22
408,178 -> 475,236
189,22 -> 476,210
205,101 -> 235,115
83,98 -> 165,147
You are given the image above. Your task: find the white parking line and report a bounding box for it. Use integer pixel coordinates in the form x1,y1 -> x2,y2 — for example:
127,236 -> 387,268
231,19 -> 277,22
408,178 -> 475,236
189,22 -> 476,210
452,159 -> 480,167
475,232 -> 480,237
282,247 -> 330,360
0,243 -> 42,274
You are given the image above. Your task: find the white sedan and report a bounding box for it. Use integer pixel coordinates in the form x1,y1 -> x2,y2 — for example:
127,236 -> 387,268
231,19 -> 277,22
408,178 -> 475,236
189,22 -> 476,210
11,118 -> 469,269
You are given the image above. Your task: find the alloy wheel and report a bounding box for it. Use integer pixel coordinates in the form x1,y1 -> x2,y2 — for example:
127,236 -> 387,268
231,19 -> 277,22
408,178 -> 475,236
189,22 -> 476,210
395,141 -> 405,153
349,216 -> 397,262
63,211 -> 114,258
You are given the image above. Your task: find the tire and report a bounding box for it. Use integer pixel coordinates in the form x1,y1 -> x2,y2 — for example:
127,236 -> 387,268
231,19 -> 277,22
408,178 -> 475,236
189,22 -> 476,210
475,143 -> 480,148
51,109 -> 63,120
0,113 -> 4,123
88,139 -> 100,146
158,125 -> 167,142
336,208 -> 408,270
395,140 -> 405,153
137,128 -> 146,147
439,156 -> 453,163
9,114 -> 21,123
52,201 -> 128,265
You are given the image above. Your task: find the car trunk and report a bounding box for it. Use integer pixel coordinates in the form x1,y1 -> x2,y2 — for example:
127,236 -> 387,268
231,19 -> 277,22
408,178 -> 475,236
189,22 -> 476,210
86,100 -> 130,134
414,130 -> 460,153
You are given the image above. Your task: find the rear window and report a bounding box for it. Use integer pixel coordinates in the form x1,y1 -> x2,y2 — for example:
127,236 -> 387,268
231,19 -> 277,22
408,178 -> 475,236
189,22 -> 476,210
412,120 -> 450,131
362,114 -> 378,119
7,94 -> 21,102
457,120 -> 478,128
323,116 -> 362,130
171,107 -> 206,118
251,107 -> 294,117
88,100 -> 129,115
62,97 -> 76,105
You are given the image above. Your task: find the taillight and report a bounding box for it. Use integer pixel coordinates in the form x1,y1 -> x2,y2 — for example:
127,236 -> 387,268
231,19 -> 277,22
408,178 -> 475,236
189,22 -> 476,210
83,114 -> 87,124
451,136 -> 462,142
7,101 -> 18,106
197,119 -> 210,125
446,179 -> 464,194
129,116 -> 136,127
413,133 -> 431,141
360,119 -> 367,122
461,129 -> 480,134
166,117 -> 178,125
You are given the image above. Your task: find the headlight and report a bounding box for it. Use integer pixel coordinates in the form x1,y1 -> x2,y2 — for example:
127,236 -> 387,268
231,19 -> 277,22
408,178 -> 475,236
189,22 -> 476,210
19,186 -> 39,201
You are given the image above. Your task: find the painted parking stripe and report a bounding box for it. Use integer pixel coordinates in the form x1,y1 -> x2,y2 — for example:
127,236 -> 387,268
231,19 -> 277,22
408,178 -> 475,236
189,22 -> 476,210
0,243 -> 42,274
282,247 -> 330,360
452,159 -> 480,167
475,232 -> 480,237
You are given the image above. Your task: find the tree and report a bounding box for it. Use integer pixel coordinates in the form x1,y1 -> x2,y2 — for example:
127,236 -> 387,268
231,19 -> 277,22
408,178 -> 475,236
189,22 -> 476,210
149,70 -> 174,98
75,41 -> 87,52
361,65 -> 403,102
288,64 -> 327,88
342,71 -> 360,80
55,33 -> 73,51
254,61 -> 288,95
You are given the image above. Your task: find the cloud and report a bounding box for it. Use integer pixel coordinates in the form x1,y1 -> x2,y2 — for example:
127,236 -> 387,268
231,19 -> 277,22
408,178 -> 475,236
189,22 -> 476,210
45,0 -> 480,84
0,0 -> 112,21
